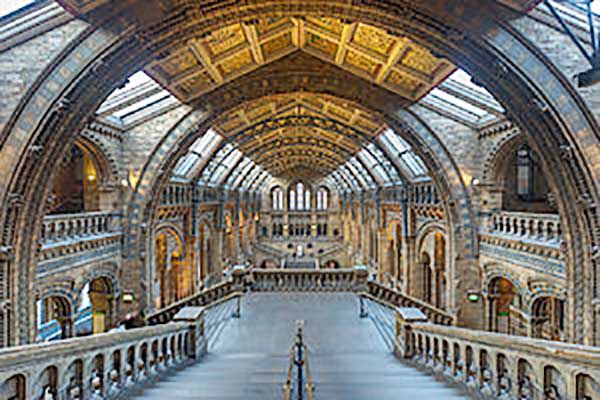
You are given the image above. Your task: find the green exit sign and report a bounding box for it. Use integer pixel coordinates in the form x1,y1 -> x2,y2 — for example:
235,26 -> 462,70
467,293 -> 480,302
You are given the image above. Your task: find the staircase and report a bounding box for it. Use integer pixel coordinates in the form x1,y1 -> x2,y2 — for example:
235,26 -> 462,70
131,293 -> 468,399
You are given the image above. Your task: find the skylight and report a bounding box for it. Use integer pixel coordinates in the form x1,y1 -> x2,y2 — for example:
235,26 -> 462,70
429,89 -> 489,118
0,0 -> 34,19
448,69 -> 489,95
105,71 -> 156,102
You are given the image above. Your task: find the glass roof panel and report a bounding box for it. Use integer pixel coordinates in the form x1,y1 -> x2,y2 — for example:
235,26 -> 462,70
342,164 -> 364,189
113,91 -> 173,119
378,129 -> 428,179
349,157 -> 375,187
209,149 -> 242,185
331,171 -> 350,191
227,158 -> 253,188
105,71 -> 156,102
0,0 -> 34,19
242,166 -> 264,190
447,69 -> 490,95
428,89 -> 488,118
172,130 -> 221,179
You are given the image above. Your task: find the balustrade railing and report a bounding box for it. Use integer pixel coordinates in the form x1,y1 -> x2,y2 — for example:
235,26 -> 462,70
362,281 -> 454,326
41,211 -> 119,244
395,308 -> 600,400
146,272 -> 244,325
0,307 -> 206,400
488,211 -> 562,244
251,267 -> 368,292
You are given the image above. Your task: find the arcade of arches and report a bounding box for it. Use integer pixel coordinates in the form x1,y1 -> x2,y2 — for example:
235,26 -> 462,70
1,0 -> 600,397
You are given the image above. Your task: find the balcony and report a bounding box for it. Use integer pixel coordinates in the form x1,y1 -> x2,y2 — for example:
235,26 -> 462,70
41,211 -> 119,244
37,212 -> 122,272
487,211 -> 562,246
481,210 -> 565,278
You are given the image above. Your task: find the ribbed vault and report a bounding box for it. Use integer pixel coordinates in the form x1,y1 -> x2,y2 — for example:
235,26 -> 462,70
0,0 -> 596,347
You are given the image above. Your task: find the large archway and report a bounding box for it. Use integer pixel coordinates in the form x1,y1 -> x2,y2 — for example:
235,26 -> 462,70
0,1 -> 598,346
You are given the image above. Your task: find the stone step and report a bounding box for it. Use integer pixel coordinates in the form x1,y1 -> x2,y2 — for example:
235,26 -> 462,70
132,293 -> 469,400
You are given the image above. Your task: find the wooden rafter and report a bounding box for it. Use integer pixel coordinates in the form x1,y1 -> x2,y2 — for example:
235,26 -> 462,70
188,39 -> 224,84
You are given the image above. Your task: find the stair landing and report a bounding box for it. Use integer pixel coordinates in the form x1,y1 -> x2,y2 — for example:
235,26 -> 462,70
133,293 -> 468,399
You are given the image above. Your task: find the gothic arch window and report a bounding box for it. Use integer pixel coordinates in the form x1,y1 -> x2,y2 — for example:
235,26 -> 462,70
317,187 -> 329,210
271,187 -> 283,211
516,145 -> 533,199
289,182 -> 311,211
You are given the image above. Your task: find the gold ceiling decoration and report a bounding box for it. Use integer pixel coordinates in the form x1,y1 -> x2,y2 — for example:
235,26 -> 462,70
144,18 -> 455,103
208,93 -> 385,180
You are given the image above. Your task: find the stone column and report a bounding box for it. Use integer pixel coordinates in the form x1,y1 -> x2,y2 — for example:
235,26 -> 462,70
377,228 -> 387,282
454,257 -> 484,330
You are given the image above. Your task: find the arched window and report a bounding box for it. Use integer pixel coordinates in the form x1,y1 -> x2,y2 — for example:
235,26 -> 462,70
317,187 -> 329,210
290,182 -> 310,210
516,145 -> 533,199
297,182 -> 304,210
304,189 -> 311,210
271,187 -> 283,210
289,187 -> 296,210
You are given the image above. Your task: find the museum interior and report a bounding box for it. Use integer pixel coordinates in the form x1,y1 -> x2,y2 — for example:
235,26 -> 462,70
0,0 -> 599,398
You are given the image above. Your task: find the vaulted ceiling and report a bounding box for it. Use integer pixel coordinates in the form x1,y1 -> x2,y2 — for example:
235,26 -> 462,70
210,92 -> 385,180
59,0 -> 520,189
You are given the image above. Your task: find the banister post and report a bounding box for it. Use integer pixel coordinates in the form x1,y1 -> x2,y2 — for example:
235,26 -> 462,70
231,265 -> 246,290
173,306 -> 207,360
394,307 -> 428,360
352,265 -> 369,292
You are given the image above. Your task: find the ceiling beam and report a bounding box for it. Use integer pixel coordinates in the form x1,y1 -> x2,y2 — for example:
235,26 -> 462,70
242,24 -> 265,64
376,39 -> 409,84
292,18 -> 306,48
335,22 -> 358,64
188,39 -> 224,84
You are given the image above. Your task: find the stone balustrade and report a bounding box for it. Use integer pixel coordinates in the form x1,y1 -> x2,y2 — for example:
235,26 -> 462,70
489,211 -> 562,244
41,212 -> 119,245
362,282 -> 454,326
394,308 -> 600,399
0,307 -> 206,400
251,267 -> 368,292
146,273 -> 244,325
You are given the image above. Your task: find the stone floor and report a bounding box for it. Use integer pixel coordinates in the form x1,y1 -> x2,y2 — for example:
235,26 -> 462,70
133,293 -> 468,399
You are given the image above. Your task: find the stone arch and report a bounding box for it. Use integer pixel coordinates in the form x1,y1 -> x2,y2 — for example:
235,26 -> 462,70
258,258 -> 278,269
153,222 -> 186,255
72,263 -> 121,309
482,128 -> 523,184
526,279 -> 567,314
483,131 -> 555,213
0,0 -> 599,345
36,279 -> 76,305
0,374 -> 26,400
151,223 -> 186,310
36,291 -> 74,340
74,136 -> 117,187
46,137 -> 114,214
128,94 -> 476,316
481,264 -> 527,298
198,214 -> 217,285
323,259 -> 341,269
416,223 -> 449,309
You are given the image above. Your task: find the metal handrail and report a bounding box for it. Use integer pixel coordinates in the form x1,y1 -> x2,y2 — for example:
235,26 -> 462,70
282,321 -> 314,400
283,344 -> 296,400
303,344 -> 315,400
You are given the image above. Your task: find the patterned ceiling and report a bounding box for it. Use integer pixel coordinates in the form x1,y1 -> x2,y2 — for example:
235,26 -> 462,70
209,93 -> 385,180
145,18 -> 454,103
56,0 -> 537,182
